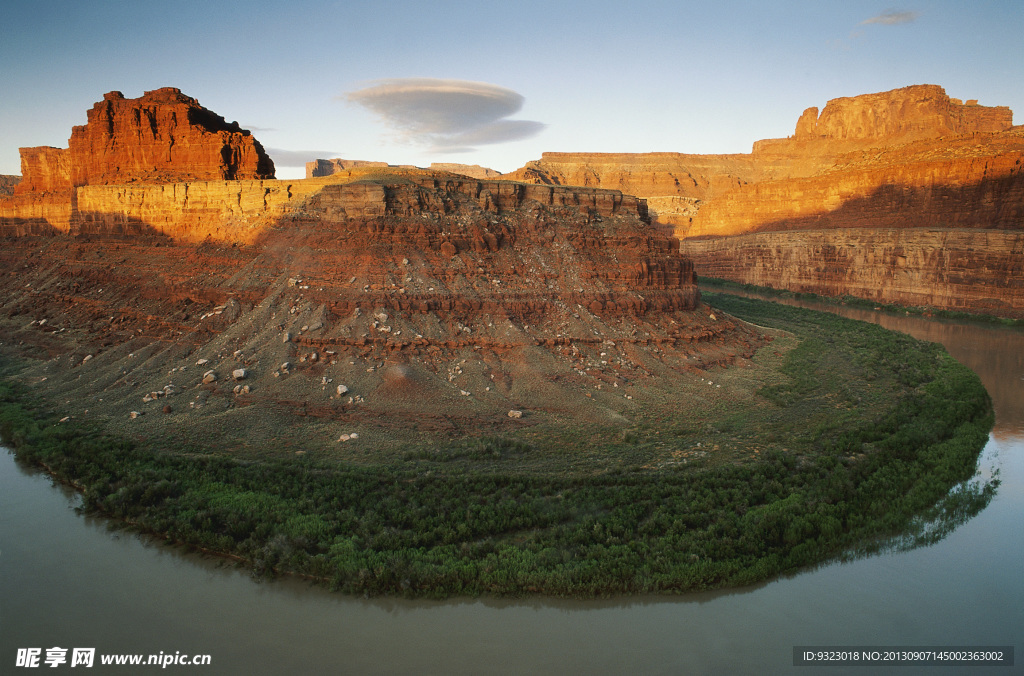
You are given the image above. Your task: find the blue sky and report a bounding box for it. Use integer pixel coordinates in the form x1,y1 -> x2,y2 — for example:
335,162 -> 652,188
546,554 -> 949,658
1,0 -> 1021,178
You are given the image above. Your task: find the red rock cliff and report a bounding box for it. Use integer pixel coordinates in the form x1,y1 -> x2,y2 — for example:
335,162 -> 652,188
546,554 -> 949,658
69,88 -> 275,185
16,88 -> 274,193
792,84 -> 1012,143
504,84 -> 1023,317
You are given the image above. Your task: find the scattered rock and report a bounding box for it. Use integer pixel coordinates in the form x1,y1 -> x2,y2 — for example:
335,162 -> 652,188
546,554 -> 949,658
508,410 -> 523,419
232,368 -> 248,380
162,405 -> 172,414
336,384 -> 349,396
129,411 -> 142,419
202,372 -> 217,384
196,358 -> 209,366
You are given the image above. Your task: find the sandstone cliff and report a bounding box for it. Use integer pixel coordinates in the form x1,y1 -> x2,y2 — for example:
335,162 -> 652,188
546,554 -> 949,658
503,85 -> 1018,235
427,163 -> 501,180
499,152 -> 766,228
689,129 -> 1024,237
306,158 -> 500,180
504,85 -> 1023,317
790,84 -> 1012,144
16,88 -> 274,194
681,229 -> 1024,318
0,175 -> 19,197
1,166 -> 656,245
0,166 -> 764,449
307,158 -> 390,177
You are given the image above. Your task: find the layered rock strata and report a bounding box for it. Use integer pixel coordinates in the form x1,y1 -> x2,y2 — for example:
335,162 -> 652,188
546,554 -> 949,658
1,168 -> 656,244
15,88 -> 274,194
681,229 -> 1024,318
0,175 -> 19,197
0,169 -> 762,448
505,85 -> 1023,317
308,158 -> 500,180
689,123 -> 1024,237
1,87 -> 763,448
307,158 -> 390,177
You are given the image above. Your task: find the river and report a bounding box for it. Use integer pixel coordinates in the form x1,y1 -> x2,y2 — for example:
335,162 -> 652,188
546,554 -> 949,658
2,296 -> 1021,674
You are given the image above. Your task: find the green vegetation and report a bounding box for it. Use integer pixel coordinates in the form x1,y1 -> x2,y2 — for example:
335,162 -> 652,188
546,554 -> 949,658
0,295 -> 996,598
699,276 -> 1024,327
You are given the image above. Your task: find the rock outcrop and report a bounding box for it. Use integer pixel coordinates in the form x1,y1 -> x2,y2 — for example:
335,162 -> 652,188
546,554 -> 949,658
15,88 -> 273,194
500,152 -> 768,228
789,85 -> 1012,144
427,163 -> 501,180
1,166 -> 657,244
307,158 -> 390,177
0,175 -> 19,197
688,130 -> 1024,237
681,229 -> 1024,318
306,158 -> 500,180
0,172 -> 758,449
505,85 -> 1024,317
677,88 -> 1024,317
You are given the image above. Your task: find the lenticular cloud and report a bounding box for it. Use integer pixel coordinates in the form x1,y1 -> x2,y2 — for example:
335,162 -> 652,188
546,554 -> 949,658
345,78 -> 545,151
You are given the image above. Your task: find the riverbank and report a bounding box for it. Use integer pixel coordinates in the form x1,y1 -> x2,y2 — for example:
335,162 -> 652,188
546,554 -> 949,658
699,276 -> 1024,328
0,295 -> 995,598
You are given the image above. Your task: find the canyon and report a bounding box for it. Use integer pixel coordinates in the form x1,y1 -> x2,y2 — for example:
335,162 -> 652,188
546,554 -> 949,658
0,88 -> 762,454
502,85 -> 1024,318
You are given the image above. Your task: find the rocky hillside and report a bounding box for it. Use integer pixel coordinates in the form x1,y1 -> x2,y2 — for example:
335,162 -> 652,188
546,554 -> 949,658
0,88 -> 763,454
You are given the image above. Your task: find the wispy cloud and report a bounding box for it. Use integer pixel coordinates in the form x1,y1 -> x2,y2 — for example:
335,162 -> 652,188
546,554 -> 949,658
344,78 -> 545,152
265,148 -> 341,167
860,9 -> 919,25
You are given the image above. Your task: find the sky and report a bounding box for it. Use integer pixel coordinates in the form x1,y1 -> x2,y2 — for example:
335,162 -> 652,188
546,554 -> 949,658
1,0 -> 1021,179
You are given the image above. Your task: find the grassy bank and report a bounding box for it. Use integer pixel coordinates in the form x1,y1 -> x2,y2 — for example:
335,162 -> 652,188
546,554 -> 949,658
0,296 -> 995,598
699,276 -> 1024,327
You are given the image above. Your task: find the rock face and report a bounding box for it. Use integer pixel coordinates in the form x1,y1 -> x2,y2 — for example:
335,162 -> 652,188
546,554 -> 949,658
505,85 -> 1024,317
688,130 -> 1024,237
682,229 -> 1024,318
16,147 -> 71,193
306,158 -> 500,180
0,170 -> 758,447
0,175 -> 19,197
427,163 -> 501,180
790,85 -> 1012,143
0,86 -> 763,451
500,152 -> 769,228
307,158 -> 390,177
16,88 -> 274,193
2,166 -> 658,244
677,87 -> 1024,317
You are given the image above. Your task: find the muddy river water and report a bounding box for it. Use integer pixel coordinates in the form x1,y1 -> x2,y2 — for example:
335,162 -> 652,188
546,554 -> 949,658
2,296 -> 1021,674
